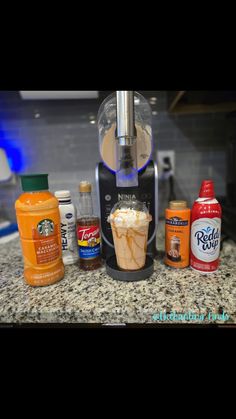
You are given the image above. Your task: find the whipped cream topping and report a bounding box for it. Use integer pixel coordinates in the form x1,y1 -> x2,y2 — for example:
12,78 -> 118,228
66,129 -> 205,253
108,208 -> 151,228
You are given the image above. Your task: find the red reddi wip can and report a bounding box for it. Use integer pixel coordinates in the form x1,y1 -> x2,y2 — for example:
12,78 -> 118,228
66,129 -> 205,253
190,180 -> 222,274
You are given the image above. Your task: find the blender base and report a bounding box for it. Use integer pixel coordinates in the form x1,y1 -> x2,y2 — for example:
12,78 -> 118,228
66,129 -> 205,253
106,255 -> 154,282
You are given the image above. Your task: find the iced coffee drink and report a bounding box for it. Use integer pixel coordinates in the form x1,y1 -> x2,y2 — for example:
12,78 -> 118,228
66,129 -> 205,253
108,200 -> 152,271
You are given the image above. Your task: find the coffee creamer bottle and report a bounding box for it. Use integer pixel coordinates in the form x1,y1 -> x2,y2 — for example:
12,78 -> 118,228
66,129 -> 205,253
55,190 -> 79,266
165,201 -> 191,268
15,174 -> 65,286
190,180 -> 222,274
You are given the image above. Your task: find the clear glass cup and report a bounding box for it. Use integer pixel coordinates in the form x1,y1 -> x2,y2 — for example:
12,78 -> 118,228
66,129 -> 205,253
108,200 -> 152,271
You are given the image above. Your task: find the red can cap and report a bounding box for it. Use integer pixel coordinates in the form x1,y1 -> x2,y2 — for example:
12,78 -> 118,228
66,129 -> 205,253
199,180 -> 215,198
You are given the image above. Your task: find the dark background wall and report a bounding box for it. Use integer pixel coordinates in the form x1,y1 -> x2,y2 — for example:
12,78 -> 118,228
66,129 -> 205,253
0,91 -> 228,221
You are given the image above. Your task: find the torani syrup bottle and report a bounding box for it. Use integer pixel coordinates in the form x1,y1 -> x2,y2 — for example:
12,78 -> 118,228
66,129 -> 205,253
15,174 -> 64,286
77,181 -> 101,270
165,201 -> 191,268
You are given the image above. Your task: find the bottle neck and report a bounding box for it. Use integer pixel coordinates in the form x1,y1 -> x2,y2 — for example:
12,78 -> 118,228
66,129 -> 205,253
58,199 -> 72,205
24,189 -> 49,193
79,192 -> 93,216
196,197 -> 216,203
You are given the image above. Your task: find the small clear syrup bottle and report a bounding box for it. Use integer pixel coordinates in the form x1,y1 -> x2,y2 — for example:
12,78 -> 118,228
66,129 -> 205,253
77,181 -> 102,270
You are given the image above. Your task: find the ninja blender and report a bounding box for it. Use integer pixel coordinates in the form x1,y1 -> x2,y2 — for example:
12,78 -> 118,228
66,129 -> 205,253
96,91 -> 158,281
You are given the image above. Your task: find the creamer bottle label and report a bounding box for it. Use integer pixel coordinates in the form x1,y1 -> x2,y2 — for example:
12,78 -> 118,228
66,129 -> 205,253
191,217 -> 221,262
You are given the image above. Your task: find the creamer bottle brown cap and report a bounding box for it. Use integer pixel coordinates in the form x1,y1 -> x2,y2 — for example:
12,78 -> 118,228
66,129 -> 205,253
169,200 -> 187,210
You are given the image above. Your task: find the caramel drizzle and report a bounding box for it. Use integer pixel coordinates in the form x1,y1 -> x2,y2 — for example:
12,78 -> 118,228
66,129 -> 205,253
112,224 -> 148,269
112,210 -> 150,228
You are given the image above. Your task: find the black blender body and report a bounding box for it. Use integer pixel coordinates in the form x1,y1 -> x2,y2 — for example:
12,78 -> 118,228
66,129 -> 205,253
96,91 -> 158,262
96,161 -> 158,260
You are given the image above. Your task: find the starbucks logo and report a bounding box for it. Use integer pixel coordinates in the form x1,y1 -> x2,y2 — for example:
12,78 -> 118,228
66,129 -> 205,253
37,219 -> 54,236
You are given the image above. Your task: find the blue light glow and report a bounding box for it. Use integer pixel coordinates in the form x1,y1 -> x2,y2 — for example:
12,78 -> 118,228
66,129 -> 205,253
117,169 -> 138,180
102,157 -> 151,174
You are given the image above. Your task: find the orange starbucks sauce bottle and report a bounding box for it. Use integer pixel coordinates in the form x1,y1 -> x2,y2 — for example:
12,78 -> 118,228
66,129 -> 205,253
165,201 -> 191,269
15,174 -> 65,286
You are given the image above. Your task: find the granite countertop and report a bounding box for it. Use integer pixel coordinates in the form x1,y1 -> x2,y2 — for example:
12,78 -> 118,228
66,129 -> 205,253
0,222 -> 236,325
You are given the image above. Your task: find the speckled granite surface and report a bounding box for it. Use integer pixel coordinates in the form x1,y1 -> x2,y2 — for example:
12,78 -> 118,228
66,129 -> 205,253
0,222 -> 236,324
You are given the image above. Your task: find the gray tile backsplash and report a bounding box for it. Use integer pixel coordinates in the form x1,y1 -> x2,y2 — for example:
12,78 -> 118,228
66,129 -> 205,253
0,91 -> 229,222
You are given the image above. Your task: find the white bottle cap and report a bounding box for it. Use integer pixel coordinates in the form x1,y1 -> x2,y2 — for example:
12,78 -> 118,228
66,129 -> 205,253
55,190 -> 71,201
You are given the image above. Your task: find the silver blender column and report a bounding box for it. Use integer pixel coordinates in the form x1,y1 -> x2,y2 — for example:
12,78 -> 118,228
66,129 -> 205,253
115,91 -> 138,187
